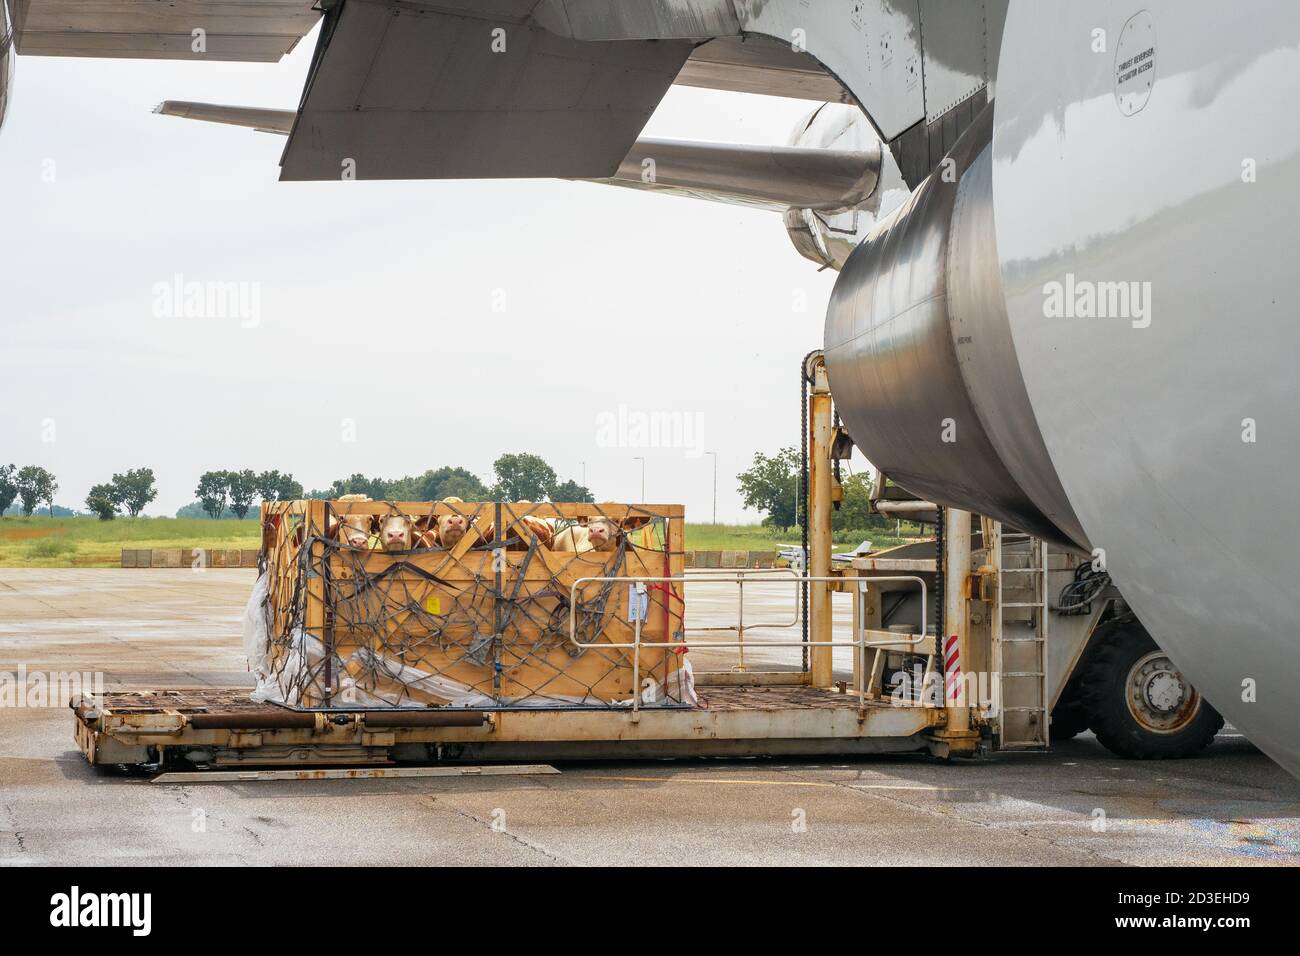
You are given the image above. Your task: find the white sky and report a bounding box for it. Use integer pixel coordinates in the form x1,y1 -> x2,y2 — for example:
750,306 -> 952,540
0,29 -> 854,521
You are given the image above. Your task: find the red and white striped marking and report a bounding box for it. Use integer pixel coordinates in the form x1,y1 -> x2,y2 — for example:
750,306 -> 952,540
944,634 -> 964,703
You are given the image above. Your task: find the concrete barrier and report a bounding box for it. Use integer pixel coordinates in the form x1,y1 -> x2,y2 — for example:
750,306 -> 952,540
682,550 -> 776,570
123,547 -> 779,571
121,548 -> 260,568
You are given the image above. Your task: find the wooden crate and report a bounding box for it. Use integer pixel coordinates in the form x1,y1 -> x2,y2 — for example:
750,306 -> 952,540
258,500 -> 686,710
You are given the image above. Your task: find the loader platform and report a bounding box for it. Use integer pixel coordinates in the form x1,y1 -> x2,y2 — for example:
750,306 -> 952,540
72,683 -> 950,769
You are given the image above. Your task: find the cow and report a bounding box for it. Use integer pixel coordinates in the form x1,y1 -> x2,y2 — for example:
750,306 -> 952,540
552,516 -> 623,553
377,513 -> 415,552
327,494 -> 376,549
434,496 -> 471,548
480,502 -> 555,551
553,513 -> 655,553
336,514 -> 375,549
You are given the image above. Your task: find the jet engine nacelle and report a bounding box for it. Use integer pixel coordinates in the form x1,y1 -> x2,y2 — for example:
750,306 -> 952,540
823,105 -> 1090,552
781,103 -> 907,271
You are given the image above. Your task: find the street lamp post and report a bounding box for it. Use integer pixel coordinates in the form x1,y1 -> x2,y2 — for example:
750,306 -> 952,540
706,451 -> 718,525
633,456 -> 645,502
580,461 -> 586,487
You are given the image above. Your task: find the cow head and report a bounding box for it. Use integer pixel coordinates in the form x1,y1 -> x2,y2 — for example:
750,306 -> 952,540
436,496 -> 468,548
378,514 -> 414,551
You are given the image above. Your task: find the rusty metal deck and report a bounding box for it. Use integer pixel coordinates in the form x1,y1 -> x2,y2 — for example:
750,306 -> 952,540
74,685 -> 946,767
699,684 -> 882,712
88,685 -> 881,717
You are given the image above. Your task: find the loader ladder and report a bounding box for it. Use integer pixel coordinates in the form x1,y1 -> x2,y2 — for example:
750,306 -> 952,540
992,527 -> 1050,749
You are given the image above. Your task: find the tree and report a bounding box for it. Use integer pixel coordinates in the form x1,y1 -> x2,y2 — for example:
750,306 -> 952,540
16,466 -> 57,517
833,472 -> 889,532
195,471 -> 231,519
256,470 -> 303,502
110,467 -> 157,517
86,484 -> 120,521
416,466 -> 489,502
491,453 -> 556,501
737,448 -> 800,531
227,469 -> 259,519
550,479 -> 594,503
38,473 -> 58,517
381,475 -> 423,500
437,473 -> 490,501
310,473 -> 389,501
0,464 -> 17,515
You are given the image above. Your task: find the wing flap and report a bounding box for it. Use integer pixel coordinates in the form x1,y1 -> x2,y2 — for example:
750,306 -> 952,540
12,0 -> 319,62
278,0 -> 694,181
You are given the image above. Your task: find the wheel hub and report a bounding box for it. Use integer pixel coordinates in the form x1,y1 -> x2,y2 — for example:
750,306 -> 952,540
1144,671 -> 1184,713
1127,652 -> 1198,733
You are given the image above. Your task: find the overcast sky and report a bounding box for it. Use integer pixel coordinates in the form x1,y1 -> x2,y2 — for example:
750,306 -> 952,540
0,28 -> 865,521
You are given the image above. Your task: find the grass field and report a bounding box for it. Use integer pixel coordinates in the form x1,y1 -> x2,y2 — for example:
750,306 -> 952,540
0,517 -> 262,568
682,523 -> 917,553
0,517 -> 927,568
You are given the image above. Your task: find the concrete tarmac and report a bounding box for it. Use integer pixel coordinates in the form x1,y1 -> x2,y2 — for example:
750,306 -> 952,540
1,569 -> 1297,866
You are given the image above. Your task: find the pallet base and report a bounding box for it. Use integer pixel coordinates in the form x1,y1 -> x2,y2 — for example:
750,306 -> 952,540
72,686 -> 967,769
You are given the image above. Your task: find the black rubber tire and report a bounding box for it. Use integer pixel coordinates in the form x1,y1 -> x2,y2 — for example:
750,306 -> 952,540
1049,703 -> 1090,741
1079,627 -> 1223,759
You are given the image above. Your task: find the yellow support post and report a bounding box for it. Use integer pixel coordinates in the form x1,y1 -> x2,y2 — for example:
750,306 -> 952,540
809,356 -> 834,688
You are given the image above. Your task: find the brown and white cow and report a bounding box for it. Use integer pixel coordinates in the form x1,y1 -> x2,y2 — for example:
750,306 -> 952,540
434,496 -> 471,548
328,494 -> 376,549
377,513 -> 416,552
552,516 -> 626,553
480,502 -> 555,551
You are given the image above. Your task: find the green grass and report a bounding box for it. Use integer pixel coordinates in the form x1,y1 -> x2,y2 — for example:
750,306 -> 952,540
0,516 -> 931,568
0,516 -> 261,568
683,523 -> 925,554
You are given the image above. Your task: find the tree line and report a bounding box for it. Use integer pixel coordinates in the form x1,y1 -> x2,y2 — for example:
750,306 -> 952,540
0,464 -> 59,517
190,453 -> 592,520
1,452 -> 596,521
192,470 -> 304,520
84,468 -> 159,520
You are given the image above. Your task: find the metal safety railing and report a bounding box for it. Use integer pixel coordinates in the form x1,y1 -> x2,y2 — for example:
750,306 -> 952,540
567,574 -> 928,719
682,568 -> 801,672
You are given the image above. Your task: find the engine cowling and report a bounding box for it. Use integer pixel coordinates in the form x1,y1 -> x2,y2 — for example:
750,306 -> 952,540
823,105 -> 1090,552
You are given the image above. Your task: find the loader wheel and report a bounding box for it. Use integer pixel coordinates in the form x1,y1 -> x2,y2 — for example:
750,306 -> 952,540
1080,628 -> 1222,759
1049,702 -> 1090,741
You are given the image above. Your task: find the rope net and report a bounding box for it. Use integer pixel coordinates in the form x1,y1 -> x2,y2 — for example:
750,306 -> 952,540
255,499 -> 693,711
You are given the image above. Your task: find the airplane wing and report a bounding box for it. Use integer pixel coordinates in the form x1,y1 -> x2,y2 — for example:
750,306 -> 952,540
10,0 -> 319,62
9,1 -> 999,189
278,0 -> 694,181
154,100 -> 295,134
155,99 -> 882,215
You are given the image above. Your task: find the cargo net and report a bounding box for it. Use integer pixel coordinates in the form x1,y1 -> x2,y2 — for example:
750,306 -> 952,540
246,499 -> 695,711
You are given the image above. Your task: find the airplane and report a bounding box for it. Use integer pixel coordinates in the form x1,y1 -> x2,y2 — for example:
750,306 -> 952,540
2,1 -> 1297,777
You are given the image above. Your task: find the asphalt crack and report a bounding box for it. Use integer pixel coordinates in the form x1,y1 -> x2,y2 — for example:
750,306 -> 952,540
427,798 -> 569,865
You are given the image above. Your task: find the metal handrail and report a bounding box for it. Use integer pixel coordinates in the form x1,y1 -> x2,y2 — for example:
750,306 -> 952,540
566,574 -> 928,719
678,567 -> 801,672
